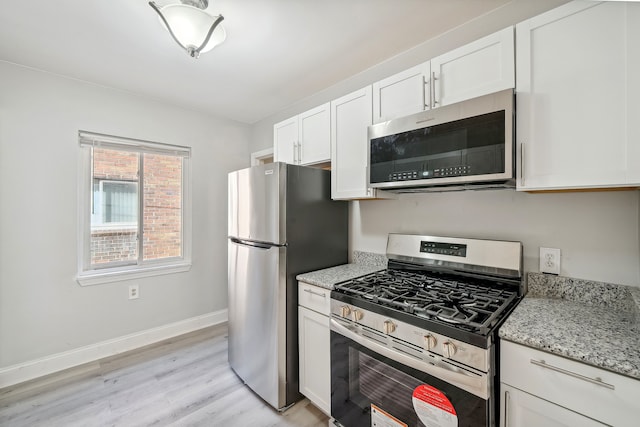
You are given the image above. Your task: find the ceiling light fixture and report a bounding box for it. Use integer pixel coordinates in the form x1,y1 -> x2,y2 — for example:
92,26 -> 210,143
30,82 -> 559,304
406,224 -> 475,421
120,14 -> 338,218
149,0 -> 225,59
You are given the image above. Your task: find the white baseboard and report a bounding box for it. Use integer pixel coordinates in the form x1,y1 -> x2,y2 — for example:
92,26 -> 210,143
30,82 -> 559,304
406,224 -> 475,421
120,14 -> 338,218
0,309 -> 227,389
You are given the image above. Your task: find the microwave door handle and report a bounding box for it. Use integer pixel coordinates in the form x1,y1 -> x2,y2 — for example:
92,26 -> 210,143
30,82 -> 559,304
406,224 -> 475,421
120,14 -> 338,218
330,318 -> 488,399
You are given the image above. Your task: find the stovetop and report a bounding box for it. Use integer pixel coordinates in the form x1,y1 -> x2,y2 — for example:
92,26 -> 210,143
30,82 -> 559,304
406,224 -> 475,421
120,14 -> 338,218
332,268 -> 520,341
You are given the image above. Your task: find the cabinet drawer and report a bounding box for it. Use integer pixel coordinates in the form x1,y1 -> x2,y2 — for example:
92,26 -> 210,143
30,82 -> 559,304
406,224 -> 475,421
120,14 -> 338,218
298,282 -> 330,315
501,340 -> 639,427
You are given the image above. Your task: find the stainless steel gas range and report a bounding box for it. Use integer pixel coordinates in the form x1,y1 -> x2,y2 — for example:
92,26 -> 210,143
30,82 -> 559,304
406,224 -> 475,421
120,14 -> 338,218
330,234 -> 524,427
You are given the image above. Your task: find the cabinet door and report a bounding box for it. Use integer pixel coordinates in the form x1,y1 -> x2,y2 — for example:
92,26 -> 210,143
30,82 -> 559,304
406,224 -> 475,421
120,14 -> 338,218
431,27 -> 514,107
298,305 -> 330,415
626,3 -> 640,184
299,102 -> 330,165
372,62 -> 430,123
516,1 -> 628,190
500,384 -> 606,427
273,117 -> 298,164
331,86 -> 376,200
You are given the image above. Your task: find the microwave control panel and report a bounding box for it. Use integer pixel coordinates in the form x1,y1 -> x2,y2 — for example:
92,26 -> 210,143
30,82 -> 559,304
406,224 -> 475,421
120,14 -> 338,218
389,165 -> 471,181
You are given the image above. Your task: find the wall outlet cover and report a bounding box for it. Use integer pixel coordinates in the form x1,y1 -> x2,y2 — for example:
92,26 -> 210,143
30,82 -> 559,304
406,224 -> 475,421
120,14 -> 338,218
128,284 -> 139,300
539,247 -> 561,275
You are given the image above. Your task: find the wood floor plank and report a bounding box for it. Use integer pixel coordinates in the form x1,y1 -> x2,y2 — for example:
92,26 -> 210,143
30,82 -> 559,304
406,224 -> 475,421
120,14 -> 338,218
0,324 -> 330,427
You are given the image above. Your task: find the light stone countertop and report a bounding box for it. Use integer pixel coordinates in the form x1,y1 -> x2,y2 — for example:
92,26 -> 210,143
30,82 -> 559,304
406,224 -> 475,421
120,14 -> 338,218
296,263 -> 383,290
499,273 -> 640,380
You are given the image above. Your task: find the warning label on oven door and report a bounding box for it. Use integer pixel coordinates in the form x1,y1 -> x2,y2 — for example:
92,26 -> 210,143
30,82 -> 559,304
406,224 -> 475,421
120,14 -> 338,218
371,403 -> 408,427
412,385 -> 458,427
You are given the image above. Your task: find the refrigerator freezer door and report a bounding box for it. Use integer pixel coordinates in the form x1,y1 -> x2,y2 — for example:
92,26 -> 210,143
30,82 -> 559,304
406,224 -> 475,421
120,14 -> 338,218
228,163 -> 285,245
228,238 -> 287,409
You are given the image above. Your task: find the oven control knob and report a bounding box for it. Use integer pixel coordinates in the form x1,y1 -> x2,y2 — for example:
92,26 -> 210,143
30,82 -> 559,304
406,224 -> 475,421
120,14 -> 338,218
383,320 -> 396,334
423,334 -> 437,350
340,305 -> 351,318
442,341 -> 457,358
352,310 -> 363,322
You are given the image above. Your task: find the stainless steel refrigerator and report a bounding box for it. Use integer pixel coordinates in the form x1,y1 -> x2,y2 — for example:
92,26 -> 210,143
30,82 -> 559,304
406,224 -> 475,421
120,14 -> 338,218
227,162 -> 348,410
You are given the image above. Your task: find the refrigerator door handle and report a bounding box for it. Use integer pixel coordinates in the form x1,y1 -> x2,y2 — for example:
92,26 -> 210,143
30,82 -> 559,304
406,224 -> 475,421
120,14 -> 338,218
229,237 -> 278,250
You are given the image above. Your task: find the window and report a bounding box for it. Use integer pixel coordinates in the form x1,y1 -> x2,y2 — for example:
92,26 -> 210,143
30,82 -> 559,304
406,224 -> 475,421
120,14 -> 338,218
78,131 -> 191,285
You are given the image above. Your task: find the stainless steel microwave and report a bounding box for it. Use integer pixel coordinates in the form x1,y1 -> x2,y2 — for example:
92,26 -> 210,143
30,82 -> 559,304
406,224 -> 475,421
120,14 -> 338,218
368,89 -> 514,192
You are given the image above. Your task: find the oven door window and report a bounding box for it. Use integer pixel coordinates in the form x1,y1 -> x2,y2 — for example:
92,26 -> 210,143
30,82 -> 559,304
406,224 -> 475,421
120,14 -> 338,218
331,331 -> 489,427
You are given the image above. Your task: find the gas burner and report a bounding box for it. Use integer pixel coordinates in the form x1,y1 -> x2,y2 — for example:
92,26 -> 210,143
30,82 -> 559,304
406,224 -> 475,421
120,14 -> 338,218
334,269 -> 518,334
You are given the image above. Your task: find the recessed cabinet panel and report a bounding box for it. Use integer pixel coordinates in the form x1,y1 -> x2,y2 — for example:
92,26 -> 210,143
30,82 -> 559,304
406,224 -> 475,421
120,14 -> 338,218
273,117 -> 298,164
626,4 -> 640,183
331,87 -> 377,200
500,384 -> 606,427
372,63 -> 430,124
298,282 -> 331,416
432,27 -> 514,107
299,103 -> 330,165
516,1 -> 636,190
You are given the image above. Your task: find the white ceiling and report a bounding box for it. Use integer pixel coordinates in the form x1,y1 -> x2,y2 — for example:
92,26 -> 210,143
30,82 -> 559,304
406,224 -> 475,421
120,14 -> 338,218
0,0 -> 511,124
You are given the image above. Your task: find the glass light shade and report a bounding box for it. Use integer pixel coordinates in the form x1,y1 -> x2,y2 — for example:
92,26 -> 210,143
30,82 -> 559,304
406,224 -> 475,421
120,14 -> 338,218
159,4 -> 226,53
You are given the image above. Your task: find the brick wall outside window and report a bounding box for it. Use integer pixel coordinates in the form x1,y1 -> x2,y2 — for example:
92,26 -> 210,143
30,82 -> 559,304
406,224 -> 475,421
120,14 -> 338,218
90,148 -> 182,265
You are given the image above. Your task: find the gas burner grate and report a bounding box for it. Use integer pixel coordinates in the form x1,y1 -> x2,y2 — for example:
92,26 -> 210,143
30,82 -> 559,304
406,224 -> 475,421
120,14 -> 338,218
334,269 -> 518,332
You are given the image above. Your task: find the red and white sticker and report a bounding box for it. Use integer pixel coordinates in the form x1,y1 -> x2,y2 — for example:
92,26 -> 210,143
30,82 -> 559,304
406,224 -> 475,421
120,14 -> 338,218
412,385 -> 458,427
371,403 -> 408,427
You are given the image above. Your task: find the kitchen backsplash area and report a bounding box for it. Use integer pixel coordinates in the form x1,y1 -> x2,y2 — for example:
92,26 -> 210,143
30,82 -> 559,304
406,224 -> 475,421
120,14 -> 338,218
352,250 -> 387,268
527,272 -> 640,315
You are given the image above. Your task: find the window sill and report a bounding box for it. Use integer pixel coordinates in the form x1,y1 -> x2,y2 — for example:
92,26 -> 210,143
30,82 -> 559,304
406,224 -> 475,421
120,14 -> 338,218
76,261 -> 192,286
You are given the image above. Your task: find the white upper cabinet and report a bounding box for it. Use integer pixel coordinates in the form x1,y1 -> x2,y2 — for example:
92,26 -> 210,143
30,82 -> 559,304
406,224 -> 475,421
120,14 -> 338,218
331,86 -> 392,200
273,116 -> 297,164
372,27 -> 514,124
431,27 -> 514,107
516,1 -> 640,190
298,103 -> 331,165
273,102 -> 330,166
372,63 -> 430,124
625,4 -> 640,183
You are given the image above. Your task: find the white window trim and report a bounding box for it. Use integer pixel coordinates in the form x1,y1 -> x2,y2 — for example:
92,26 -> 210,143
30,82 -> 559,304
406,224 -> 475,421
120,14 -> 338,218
77,131 -> 192,286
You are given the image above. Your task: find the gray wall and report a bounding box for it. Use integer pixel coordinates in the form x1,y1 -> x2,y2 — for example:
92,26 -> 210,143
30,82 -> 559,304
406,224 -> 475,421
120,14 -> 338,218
249,0 -> 640,287
0,61 -> 251,367
350,191 -> 640,287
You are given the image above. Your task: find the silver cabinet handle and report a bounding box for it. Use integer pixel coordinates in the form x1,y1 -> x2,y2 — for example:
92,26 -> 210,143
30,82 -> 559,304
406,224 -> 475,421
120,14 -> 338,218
303,288 -> 326,298
292,143 -> 297,164
519,142 -> 525,186
432,71 -> 439,106
530,359 -> 615,390
504,390 -> 510,427
297,142 -> 302,164
422,75 -> 430,109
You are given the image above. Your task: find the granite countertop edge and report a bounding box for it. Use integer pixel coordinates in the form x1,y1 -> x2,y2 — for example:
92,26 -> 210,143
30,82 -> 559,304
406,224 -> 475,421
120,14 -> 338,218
500,272 -> 640,381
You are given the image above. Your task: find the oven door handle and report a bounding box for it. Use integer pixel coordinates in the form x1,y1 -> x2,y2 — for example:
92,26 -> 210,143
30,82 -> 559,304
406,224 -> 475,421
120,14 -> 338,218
330,318 -> 489,400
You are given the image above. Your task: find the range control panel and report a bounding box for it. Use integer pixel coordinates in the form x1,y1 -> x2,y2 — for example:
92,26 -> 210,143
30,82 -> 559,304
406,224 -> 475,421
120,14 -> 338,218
420,241 -> 467,257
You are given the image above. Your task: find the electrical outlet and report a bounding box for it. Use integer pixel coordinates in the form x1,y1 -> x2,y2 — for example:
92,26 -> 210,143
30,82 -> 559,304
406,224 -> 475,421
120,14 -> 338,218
128,284 -> 139,300
539,247 -> 561,275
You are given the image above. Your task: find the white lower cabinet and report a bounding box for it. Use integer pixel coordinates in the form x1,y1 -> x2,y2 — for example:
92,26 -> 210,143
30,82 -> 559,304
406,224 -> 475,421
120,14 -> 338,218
500,340 -> 639,427
298,282 -> 330,415
501,384 -> 605,427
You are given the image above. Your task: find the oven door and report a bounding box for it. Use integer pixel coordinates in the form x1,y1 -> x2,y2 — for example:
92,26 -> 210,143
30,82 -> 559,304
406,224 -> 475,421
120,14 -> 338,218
331,318 -> 491,427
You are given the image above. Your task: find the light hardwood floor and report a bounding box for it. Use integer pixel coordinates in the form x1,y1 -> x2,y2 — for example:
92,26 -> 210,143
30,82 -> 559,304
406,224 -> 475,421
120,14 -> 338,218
0,324 -> 329,427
